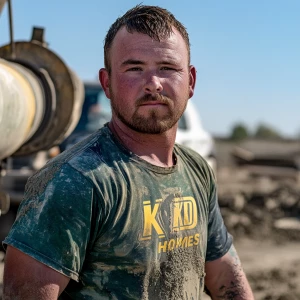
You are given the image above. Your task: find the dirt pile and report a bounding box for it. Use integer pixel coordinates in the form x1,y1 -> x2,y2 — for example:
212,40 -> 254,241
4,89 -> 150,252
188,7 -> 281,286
217,167 -> 300,242
216,166 -> 300,299
248,266 -> 300,300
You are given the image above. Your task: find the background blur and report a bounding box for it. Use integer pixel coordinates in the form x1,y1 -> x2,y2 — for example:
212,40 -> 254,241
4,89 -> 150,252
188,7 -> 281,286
1,0 -> 299,139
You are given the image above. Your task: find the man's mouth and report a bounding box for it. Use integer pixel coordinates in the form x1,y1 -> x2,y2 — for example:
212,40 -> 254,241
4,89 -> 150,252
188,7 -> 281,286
139,101 -> 167,106
136,94 -> 171,107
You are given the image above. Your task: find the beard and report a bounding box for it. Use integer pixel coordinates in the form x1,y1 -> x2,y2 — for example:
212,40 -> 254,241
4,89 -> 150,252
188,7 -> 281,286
109,90 -> 188,134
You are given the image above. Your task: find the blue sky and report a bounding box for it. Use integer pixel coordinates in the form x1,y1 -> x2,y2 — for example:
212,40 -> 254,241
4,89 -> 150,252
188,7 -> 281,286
1,1 -> 299,137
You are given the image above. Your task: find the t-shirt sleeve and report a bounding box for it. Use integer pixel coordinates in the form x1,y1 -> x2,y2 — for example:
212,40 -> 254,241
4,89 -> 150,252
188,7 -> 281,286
2,163 -> 96,282
205,184 -> 233,262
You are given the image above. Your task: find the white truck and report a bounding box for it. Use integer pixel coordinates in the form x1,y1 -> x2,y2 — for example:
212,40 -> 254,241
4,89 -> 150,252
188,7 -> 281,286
176,100 -> 217,171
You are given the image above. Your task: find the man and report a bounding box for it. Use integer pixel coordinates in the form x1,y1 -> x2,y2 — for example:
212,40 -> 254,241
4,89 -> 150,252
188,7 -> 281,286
3,5 -> 254,299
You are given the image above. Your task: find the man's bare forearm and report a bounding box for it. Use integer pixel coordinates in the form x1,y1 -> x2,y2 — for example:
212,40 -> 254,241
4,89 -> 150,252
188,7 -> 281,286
205,245 -> 254,299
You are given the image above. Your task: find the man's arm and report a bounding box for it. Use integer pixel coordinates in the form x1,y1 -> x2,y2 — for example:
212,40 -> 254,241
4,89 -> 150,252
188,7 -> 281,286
3,246 -> 70,300
205,244 -> 254,300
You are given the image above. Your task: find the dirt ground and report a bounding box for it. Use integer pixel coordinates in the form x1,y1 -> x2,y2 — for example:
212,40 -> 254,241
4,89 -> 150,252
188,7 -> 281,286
213,163 -> 300,299
201,239 -> 300,300
210,138 -> 300,299
1,140 -> 300,299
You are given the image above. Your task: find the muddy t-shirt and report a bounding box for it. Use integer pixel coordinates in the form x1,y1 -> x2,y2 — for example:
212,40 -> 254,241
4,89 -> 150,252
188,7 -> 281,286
3,125 -> 232,300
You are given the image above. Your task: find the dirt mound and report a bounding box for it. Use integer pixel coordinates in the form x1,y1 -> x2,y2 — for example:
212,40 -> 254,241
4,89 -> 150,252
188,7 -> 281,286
217,167 -> 300,299
218,168 -> 300,242
248,267 -> 300,300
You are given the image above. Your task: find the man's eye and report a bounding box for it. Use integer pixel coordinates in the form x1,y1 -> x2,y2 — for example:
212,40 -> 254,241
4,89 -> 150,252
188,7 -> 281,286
127,67 -> 142,71
161,67 -> 175,71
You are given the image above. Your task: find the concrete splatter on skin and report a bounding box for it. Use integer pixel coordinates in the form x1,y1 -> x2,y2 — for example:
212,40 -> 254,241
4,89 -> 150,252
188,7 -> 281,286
218,280 -> 246,300
214,246 -> 248,300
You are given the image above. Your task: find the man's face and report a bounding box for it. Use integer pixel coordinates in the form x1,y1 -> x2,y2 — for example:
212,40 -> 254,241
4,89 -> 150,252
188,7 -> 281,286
100,27 -> 196,134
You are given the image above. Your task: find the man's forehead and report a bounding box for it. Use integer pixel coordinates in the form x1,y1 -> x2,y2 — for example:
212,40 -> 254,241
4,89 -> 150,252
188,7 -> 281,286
112,26 -> 185,50
107,26 -> 190,67
114,26 -> 180,43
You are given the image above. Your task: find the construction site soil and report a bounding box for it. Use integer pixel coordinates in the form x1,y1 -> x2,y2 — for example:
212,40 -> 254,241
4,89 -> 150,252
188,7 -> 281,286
210,139 -> 300,299
214,167 -> 300,300
1,139 -> 300,299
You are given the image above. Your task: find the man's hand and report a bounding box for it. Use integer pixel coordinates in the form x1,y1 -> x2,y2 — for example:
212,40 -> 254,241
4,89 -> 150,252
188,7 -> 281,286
3,246 -> 70,300
205,245 -> 254,300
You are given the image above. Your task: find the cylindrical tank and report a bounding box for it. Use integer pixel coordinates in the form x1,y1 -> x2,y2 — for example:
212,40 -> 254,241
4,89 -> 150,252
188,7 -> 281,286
0,59 -> 45,159
0,27 -> 84,160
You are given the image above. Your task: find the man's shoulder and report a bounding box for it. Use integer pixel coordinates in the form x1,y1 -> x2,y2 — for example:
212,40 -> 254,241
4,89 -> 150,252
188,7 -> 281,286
24,128 -> 116,197
175,143 -> 216,186
175,143 -> 209,167
39,127 -> 113,176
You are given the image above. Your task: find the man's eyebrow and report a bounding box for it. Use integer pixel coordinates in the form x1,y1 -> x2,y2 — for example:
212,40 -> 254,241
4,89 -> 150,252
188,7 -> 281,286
121,59 -> 178,66
121,59 -> 144,66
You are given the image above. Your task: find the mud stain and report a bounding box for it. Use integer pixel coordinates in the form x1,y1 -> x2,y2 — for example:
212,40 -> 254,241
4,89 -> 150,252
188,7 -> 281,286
143,247 -> 205,300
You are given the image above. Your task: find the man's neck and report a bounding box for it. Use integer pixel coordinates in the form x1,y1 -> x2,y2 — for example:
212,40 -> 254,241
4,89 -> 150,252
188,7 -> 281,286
108,120 -> 177,167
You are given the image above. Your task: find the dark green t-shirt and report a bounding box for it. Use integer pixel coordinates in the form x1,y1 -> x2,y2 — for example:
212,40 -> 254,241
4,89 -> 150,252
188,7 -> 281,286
3,125 -> 232,300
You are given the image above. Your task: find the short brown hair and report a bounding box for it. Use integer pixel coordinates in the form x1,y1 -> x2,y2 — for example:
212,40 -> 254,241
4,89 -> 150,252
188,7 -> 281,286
104,5 -> 190,74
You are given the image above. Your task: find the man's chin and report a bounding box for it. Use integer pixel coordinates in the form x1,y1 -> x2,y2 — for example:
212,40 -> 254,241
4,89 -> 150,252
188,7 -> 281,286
128,120 -> 176,134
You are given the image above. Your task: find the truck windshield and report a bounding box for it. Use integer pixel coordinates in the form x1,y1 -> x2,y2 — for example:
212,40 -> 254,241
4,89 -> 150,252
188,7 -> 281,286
75,84 -> 111,132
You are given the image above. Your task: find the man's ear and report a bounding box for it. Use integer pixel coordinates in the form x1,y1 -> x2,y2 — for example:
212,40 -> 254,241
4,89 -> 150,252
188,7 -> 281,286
188,65 -> 196,99
99,68 -> 111,99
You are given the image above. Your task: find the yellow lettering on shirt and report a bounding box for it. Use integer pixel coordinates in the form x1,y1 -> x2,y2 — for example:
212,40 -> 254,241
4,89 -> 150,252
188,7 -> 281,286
194,233 -> 200,245
158,241 -> 168,253
173,197 -> 197,232
157,234 -> 201,253
141,200 -> 164,240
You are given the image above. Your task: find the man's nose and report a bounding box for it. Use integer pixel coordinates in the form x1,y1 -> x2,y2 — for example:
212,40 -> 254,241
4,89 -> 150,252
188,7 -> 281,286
144,74 -> 163,94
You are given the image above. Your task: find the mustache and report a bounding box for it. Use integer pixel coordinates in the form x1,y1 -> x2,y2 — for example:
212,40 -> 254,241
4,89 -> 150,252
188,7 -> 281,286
136,94 -> 172,106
